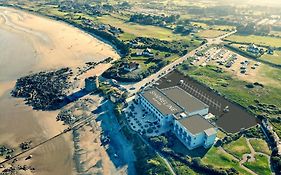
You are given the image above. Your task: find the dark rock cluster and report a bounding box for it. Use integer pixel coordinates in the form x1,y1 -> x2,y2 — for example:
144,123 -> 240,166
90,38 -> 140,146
1,165 -> 35,174
11,68 -> 72,110
0,146 -> 14,157
19,141 -> 32,151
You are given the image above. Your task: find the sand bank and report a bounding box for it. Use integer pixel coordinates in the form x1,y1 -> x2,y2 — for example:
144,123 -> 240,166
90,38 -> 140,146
0,7 -> 120,175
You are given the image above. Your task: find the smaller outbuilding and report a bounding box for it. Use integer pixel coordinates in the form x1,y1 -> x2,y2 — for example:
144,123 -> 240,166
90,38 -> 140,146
85,76 -> 99,92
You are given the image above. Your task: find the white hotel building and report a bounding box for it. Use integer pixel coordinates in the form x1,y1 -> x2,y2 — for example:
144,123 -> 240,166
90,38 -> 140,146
138,86 -> 217,150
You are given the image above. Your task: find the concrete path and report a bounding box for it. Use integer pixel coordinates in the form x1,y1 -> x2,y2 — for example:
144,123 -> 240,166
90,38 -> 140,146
219,146 -> 257,175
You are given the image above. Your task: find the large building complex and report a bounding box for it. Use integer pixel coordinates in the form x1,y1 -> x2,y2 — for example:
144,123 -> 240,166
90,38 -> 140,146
138,86 -> 217,150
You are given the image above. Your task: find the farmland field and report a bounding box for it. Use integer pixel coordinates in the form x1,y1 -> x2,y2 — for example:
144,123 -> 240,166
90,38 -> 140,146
225,35 -> 281,47
97,15 -> 191,41
260,51 -> 281,65
197,29 -> 227,38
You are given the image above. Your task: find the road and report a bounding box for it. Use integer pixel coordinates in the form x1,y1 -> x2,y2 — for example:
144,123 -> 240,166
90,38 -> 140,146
121,30 -> 237,95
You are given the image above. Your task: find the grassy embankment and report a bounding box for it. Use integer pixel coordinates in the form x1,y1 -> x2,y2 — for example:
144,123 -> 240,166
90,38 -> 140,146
244,154 -> 271,175
249,139 -> 271,155
202,137 -> 271,175
223,137 -> 251,160
202,146 -> 252,175
168,158 -> 199,175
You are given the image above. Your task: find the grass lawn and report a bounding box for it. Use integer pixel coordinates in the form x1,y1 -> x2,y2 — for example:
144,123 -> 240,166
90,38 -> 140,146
260,51 -> 281,65
249,139 -> 271,155
97,15 -> 190,41
223,137 -> 251,160
258,64 -> 281,88
225,35 -> 281,48
243,154 -> 271,175
197,30 -> 227,38
202,147 -> 251,175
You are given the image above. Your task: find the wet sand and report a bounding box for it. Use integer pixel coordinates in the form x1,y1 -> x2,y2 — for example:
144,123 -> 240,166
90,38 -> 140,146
0,7 -> 119,175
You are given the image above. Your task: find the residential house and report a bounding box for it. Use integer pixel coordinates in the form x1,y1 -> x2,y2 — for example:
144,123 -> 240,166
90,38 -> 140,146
247,44 -> 260,54
123,62 -> 140,72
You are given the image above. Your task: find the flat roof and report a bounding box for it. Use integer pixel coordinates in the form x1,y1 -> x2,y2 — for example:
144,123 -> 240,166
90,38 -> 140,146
162,86 -> 208,113
178,115 -> 215,135
142,88 -> 182,116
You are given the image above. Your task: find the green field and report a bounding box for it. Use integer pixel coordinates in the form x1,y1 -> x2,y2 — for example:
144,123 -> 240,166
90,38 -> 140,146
202,147 -> 251,175
243,154 -> 271,175
260,51 -> 281,65
97,15 -> 191,41
178,64 -> 281,116
223,137 -> 251,160
197,30 -> 227,38
249,139 -> 271,155
211,25 -> 236,31
225,35 -> 281,48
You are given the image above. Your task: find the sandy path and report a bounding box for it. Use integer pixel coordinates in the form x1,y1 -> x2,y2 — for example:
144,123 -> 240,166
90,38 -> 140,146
0,7 -> 119,175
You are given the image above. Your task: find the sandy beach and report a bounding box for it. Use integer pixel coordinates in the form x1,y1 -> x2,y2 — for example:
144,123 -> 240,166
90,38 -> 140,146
0,7 -> 120,175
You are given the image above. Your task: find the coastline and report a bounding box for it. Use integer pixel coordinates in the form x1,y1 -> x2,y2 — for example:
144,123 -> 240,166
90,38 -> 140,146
0,4 -> 125,57
0,6 -> 121,175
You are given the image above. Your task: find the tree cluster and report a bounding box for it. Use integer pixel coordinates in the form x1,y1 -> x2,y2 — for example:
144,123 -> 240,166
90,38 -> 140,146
129,13 -> 180,26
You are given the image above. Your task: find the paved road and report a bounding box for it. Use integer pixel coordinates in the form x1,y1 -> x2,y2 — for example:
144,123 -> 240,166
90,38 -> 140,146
121,30 -> 237,95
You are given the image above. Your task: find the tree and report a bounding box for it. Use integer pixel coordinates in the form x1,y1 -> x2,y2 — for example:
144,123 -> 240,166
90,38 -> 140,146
150,136 -> 168,149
